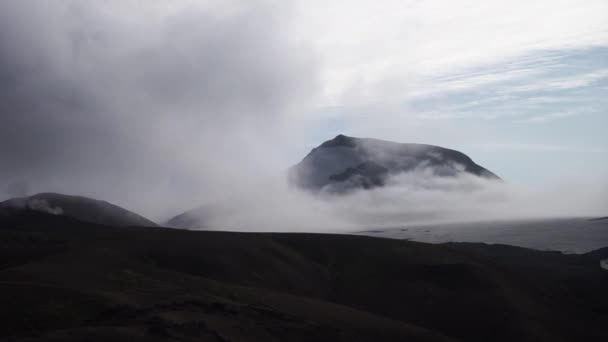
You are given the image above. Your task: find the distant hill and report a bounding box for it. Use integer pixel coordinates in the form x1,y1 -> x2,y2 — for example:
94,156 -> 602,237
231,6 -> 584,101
166,202 -> 235,229
0,192 -> 157,227
289,134 -> 500,192
166,209 -> 204,229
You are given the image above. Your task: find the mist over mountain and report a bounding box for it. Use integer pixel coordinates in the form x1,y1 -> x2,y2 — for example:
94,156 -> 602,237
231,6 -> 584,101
167,135 -> 503,229
0,193 -> 157,227
289,134 -> 500,192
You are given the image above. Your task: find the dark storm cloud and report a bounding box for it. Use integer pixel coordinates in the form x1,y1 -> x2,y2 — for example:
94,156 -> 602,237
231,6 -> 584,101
0,1 -> 318,219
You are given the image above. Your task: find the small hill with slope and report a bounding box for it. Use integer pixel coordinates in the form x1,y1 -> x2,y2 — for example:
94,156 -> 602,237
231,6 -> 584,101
0,192 -> 157,227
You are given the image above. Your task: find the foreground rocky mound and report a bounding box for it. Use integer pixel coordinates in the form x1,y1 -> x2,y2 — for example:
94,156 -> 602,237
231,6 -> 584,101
0,192 -> 157,227
1,212 -> 607,341
289,134 -> 500,191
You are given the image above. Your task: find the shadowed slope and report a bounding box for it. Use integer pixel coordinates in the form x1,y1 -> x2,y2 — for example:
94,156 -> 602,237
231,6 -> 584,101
1,212 -> 607,341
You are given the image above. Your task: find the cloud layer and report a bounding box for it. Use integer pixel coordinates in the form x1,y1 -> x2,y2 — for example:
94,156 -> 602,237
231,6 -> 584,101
0,1 -> 318,219
0,1 -> 606,226
182,169 -> 608,232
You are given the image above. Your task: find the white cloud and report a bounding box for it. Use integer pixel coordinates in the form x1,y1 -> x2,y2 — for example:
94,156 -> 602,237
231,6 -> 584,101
409,67 -> 543,99
474,142 -> 608,153
184,169 -> 608,231
517,110 -> 583,124
291,0 -> 608,106
501,68 -> 608,94
1,0 -> 606,219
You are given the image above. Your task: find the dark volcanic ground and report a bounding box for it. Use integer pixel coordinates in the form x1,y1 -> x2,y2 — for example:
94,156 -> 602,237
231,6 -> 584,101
1,212 -> 607,341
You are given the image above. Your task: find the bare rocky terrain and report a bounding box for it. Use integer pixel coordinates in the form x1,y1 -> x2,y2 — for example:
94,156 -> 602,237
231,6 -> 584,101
1,210 -> 607,341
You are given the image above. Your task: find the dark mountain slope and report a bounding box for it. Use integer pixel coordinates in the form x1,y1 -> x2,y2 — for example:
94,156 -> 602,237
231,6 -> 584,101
290,134 -> 500,191
0,192 -> 157,227
1,213 -> 607,341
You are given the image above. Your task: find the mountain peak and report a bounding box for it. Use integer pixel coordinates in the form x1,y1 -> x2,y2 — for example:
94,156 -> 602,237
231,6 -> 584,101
319,134 -> 357,149
290,135 -> 500,191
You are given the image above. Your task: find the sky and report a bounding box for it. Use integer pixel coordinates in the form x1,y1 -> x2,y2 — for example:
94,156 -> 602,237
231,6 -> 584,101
0,0 -> 606,223
289,0 -> 608,184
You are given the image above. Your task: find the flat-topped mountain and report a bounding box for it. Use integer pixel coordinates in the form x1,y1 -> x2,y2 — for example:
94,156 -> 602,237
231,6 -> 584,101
0,192 -> 157,227
290,134 -> 499,191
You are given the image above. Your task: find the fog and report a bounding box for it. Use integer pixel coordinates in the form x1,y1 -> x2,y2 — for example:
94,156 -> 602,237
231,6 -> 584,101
186,170 -> 608,232
0,1 -> 319,220
0,1 -> 606,230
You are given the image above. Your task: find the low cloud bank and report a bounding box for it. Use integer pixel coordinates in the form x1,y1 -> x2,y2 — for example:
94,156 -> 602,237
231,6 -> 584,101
177,169 -> 608,232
